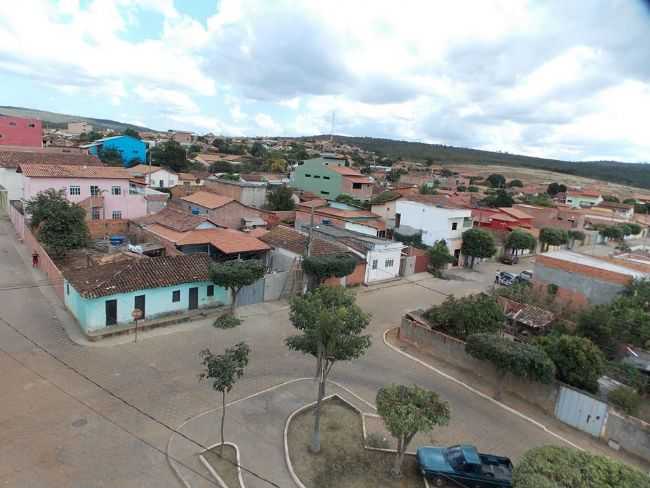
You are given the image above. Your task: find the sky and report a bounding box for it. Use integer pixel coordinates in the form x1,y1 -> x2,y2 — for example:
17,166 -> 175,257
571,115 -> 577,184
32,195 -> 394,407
1,0 -> 650,162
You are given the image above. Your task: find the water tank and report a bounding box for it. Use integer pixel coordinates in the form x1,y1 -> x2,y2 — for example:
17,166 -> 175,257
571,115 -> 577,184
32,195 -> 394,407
109,235 -> 126,246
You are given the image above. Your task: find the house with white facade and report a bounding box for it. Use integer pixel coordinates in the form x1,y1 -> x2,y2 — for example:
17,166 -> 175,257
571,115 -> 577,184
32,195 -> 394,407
128,164 -> 179,188
395,195 -> 473,266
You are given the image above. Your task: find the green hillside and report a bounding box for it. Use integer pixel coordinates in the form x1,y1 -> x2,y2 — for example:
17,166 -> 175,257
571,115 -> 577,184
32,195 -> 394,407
0,106 -> 154,132
314,135 -> 650,190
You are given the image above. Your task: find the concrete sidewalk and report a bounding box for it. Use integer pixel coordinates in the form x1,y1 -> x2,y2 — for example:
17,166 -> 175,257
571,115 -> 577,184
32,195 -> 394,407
167,378 -> 374,488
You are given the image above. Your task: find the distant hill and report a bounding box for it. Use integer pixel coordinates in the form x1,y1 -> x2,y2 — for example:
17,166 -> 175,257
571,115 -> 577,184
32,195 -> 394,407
306,135 -> 650,189
0,106 -> 154,132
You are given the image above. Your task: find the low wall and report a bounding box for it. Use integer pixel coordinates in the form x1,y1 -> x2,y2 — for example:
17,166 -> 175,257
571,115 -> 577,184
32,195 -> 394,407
606,411 -> 650,462
399,314 -> 559,414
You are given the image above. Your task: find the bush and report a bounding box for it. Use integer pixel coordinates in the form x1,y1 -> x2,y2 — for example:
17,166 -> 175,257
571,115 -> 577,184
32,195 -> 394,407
606,361 -> 650,394
513,446 -> 650,487
213,314 -> 242,329
608,386 -> 642,416
365,432 -> 390,449
424,294 -> 504,340
466,334 -> 556,384
302,254 -> 357,284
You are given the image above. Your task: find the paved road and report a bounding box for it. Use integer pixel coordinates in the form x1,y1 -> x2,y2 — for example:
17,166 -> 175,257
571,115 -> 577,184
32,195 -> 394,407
0,215 -> 636,488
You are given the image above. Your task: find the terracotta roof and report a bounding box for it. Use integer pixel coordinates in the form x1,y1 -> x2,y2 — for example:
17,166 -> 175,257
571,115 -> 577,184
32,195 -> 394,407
246,228 -> 269,238
260,225 -> 353,257
66,254 -> 213,299
497,207 -> 533,220
132,207 -> 208,232
181,191 -> 233,209
491,214 -> 518,222
178,172 -> 199,180
342,175 -> 373,184
128,164 -> 173,175
0,150 -> 102,169
298,199 -> 328,209
567,190 -> 601,198
329,165 -> 364,176
177,228 -> 271,254
18,164 -> 132,178
401,194 -> 466,209
597,201 -> 633,210
499,297 -> 554,329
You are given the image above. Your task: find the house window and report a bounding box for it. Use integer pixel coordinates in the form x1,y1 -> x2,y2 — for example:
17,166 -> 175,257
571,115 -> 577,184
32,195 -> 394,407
313,175 -> 321,179
372,259 -> 378,270
352,183 -> 362,189
90,185 -> 100,197
320,191 -> 330,195
207,285 -> 214,297
159,179 -> 164,187
323,176 -> 330,180
112,211 -> 122,220
111,186 -> 121,196
66,284 -> 70,295
305,174 -> 312,177
451,222 -> 458,230
385,259 -> 394,268
191,207 -> 200,215
69,185 -> 81,196
172,290 -> 181,302
91,207 -> 101,220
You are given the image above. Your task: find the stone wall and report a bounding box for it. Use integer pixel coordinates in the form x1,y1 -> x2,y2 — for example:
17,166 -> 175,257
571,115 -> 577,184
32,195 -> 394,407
605,410 -> 650,462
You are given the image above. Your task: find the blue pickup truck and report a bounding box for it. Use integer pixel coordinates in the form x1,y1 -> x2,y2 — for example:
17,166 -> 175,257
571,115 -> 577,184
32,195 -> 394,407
417,444 -> 513,487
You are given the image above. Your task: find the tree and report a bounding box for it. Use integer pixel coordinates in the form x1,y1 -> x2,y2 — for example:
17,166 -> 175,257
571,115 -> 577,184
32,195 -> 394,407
626,222 -> 642,236
199,342 -> 250,454
25,189 -> 89,258
467,185 -> 480,192
600,225 -> 624,242
623,198 -> 637,205
78,130 -> 102,142
602,194 -> 620,203
419,184 -> 437,195
98,147 -> 123,166
507,179 -> 523,188
302,254 -> 357,287
480,189 -> 514,207
209,161 -> 235,174
568,230 -> 586,248
539,228 -> 568,252
424,294 -> 504,340
209,260 -> 265,314
387,168 -> 402,183
486,174 -> 506,188
537,335 -> 605,393
250,141 -> 267,158
546,182 -> 567,196
466,334 -> 555,399
427,240 -> 454,277
122,128 -> 141,139
461,228 -> 497,268
150,140 -> 188,172
513,446 -> 650,488
376,385 -> 450,477
504,229 -> 536,256
286,286 -> 371,453
266,185 -> 295,211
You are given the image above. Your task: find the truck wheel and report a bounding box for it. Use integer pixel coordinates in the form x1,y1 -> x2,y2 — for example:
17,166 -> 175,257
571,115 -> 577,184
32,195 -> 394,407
432,476 -> 446,487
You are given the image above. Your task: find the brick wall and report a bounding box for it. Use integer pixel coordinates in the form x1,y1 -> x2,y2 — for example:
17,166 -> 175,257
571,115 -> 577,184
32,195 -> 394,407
208,201 -> 267,229
87,219 -> 129,239
536,254 -> 634,286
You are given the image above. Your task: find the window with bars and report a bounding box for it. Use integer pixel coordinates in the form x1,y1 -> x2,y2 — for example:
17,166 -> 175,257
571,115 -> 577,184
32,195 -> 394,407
111,186 -> 121,196
112,211 -> 122,220
90,185 -> 100,197
385,259 -> 394,268
69,185 -> 81,196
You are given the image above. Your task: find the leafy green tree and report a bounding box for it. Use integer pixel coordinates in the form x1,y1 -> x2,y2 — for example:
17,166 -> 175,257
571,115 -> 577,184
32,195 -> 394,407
394,231 -> 425,249
626,222 -> 642,236
209,260 -> 265,314
481,189 -> 514,207
602,194 -> 620,203
302,254 -> 357,287
568,230 -> 586,248
513,446 -> 650,488
456,185 -> 467,192
387,168 -> 402,183
537,335 -> 605,393
546,182 -> 567,196
576,305 -> 619,359
600,225 -> 624,241
122,128 -> 141,139
209,161 -> 235,174
539,228 -> 568,252
424,294 -> 504,340
199,342 -> 250,454
98,147 -> 123,166
150,140 -> 188,172
25,189 -> 89,258
608,386 -> 641,415
419,183 -> 437,195
486,174 -> 506,188
427,240 -> 455,277
78,130 -> 103,142
504,229 -> 536,256
250,141 -> 267,158
467,185 -> 479,192
286,286 -> 371,453
623,198 -> 637,205
287,143 -> 309,161
376,385 -> 450,477
507,179 -> 523,188
466,334 -> 555,399
461,228 -> 497,268
266,185 -> 295,211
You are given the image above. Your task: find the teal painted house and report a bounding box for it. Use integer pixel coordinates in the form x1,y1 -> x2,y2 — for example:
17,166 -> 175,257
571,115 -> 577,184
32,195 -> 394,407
292,154 -> 373,201
64,254 -> 229,332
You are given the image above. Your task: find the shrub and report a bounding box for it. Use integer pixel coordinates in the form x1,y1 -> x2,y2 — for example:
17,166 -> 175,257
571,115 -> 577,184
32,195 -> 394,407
424,294 -> 504,340
365,432 -> 390,449
608,386 -> 641,416
213,314 -> 242,329
513,446 -> 650,487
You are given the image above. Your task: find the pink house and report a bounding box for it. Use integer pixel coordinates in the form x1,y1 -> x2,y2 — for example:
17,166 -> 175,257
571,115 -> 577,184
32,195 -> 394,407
18,164 -> 167,220
0,115 -> 43,147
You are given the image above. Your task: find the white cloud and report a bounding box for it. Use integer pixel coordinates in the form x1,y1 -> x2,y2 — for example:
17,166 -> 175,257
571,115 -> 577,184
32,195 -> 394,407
133,85 -> 199,113
254,113 -> 281,133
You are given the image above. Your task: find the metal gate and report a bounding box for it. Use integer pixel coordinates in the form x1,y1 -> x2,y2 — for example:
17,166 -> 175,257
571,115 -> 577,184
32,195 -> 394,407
235,278 -> 265,307
554,386 -> 608,437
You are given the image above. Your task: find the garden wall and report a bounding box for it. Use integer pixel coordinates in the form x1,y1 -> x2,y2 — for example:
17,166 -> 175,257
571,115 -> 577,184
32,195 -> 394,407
606,411 -> 650,462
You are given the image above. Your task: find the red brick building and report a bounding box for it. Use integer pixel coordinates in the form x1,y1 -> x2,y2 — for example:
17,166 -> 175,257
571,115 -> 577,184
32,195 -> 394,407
0,115 -> 43,147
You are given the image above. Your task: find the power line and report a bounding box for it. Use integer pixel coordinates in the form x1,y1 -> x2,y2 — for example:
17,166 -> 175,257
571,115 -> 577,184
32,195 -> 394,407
0,315 -> 283,488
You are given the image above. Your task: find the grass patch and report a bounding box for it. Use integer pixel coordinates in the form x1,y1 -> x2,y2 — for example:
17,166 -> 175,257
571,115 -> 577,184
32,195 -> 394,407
213,314 -> 242,329
202,444 -> 240,488
288,397 -> 424,488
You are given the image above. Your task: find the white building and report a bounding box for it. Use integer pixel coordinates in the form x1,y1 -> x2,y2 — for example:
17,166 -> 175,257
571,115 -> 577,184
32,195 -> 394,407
395,195 -> 473,266
128,164 -> 179,188
66,122 -> 93,136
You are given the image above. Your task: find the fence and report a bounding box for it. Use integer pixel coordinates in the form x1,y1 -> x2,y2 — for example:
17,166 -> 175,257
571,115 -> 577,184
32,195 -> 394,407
399,313 -> 650,463
8,201 -> 65,301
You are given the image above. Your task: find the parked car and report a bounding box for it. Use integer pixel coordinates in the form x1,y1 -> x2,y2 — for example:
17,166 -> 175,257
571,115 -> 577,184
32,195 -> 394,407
500,254 -> 519,265
497,271 -> 516,286
517,270 -> 533,283
417,444 -> 513,487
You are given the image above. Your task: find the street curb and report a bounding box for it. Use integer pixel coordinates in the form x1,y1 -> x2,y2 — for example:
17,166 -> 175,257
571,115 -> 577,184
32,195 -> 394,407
199,441 -> 246,488
382,327 -> 583,451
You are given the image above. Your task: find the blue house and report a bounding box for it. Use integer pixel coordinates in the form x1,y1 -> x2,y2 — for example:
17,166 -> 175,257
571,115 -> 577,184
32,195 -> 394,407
81,135 -> 148,167
64,254 -> 229,332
